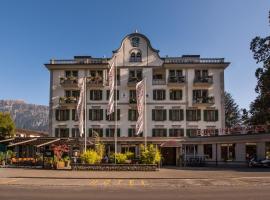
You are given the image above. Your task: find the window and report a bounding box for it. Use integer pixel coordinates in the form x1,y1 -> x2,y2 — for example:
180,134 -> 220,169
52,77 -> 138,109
193,90 -> 208,99
153,90 -> 166,100
195,70 -> 208,79
89,128 -> 103,137
55,109 -> 70,121
186,109 -> 201,121
55,128 -> 69,138
128,128 -> 143,137
90,90 -> 102,101
169,129 -> 184,137
204,110 -> 218,122
89,109 -> 103,121
169,109 -> 184,121
65,90 -> 80,98
128,70 -> 142,82
128,109 -> 138,121
204,144 -> 213,159
169,70 -> 183,77
130,52 -> 136,62
186,129 -> 200,137
170,90 -> 182,100
89,70 -> 103,78
221,144 -> 235,161
106,109 -> 120,121
152,109 -> 167,121
136,52 -> 142,62
65,70 -> 78,77
106,128 -> 120,137
152,129 -> 167,137
106,90 -> 119,100
72,109 -> 78,121
131,37 -> 140,47
129,90 -> 137,103
71,128 -> 80,138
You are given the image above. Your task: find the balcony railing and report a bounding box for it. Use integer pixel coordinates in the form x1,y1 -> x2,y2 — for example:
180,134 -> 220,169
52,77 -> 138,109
50,58 -> 108,65
86,76 -> 104,87
59,96 -> 78,105
152,79 -> 166,85
194,76 -> 213,84
127,77 -> 142,86
193,96 -> 215,105
164,57 -> 225,64
60,77 -> 78,86
168,76 -> 185,84
129,98 -> 137,104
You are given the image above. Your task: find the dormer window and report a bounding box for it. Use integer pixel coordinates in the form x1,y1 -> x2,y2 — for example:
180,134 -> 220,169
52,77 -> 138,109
130,50 -> 142,62
131,37 -> 140,47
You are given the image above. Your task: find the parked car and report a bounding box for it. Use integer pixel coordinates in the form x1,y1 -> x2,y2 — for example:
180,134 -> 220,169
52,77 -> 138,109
249,157 -> 270,167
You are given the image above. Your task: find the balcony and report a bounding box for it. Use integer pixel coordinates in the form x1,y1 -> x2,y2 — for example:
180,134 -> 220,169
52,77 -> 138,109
60,77 -> 78,88
192,96 -> 215,106
59,96 -> 78,106
129,98 -> 137,104
167,76 -> 185,86
86,76 -> 104,87
152,79 -> 166,85
127,77 -> 142,87
194,76 -> 213,86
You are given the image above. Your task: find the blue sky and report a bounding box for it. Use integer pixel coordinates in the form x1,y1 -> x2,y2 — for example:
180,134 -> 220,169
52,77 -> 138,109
0,0 -> 269,109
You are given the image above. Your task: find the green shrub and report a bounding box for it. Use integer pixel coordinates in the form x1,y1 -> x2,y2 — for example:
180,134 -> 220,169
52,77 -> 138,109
140,144 -> 161,164
0,152 -> 4,162
80,150 -> 102,164
125,151 -> 134,160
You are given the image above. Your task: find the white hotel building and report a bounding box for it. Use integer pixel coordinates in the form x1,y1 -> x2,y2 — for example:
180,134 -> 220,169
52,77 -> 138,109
45,32 -> 270,166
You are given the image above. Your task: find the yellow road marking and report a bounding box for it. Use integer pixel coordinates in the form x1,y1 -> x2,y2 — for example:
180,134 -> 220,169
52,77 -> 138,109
141,180 -> 149,186
89,179 -> 98,186
103,179 -> 111,186
0,178 -> 19,185
129,180 -> 134,187
116,179 -> 123,185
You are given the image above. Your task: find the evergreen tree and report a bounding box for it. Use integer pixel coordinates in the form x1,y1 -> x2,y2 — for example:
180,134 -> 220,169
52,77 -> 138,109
0,112 -> 16,139
224,92 -> 241,127
249,11 -> 270,125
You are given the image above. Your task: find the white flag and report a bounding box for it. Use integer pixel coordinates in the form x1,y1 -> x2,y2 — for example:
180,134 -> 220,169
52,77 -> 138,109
107,57 -> 115,115
136,79 -> 145,135
77,77 -> 86,137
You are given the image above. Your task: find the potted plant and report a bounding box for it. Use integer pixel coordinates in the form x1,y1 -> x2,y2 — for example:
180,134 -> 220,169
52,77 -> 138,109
63,156 -> 70,167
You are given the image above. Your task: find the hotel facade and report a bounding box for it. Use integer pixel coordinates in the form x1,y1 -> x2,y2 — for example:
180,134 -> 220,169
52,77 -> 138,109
45,32 -> 270,166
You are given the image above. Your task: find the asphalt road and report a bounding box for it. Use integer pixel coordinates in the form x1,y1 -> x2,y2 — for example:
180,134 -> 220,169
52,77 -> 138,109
0,185 -> 270,200
1,168 -> 270,199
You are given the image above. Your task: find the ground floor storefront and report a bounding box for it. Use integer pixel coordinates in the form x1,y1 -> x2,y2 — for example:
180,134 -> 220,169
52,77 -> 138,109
1,133 -> 270,168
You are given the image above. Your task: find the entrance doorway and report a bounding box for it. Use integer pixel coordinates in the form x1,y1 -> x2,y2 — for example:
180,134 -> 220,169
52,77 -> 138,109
161,147 -> 176,166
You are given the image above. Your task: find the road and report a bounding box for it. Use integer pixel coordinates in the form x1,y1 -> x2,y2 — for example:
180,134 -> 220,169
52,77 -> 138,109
0,168 -> 270,199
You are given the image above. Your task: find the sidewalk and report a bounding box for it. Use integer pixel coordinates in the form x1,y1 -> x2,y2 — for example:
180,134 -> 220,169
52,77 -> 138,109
1,167 -> 270,179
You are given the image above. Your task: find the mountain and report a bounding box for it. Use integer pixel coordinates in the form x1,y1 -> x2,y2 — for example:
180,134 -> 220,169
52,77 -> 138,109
0,100 -> 49,133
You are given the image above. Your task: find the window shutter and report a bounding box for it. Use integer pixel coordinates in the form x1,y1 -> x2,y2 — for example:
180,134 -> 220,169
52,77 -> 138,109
55,128 -> 59,137
153,90 -> 156,100
105,110 -> 109,120
100,91 -> 103,100
117,129 -> 120,137
180,109 -> 184,121
152,110 -> 155,121
100,109 -> 103,120
106,129 -> 109,137
180,90 -> 183,100
90,90 -> 93,100
215,110 -> 219,121
117,109 -> 120,120
128,110 -> 131,121
204,110 -> 207,121
117,90 -> 119,100
170,90 -> 172,100
163,110 -> 167,121
163,90 -> 166,100
89,109 -> 92,120
169,110 -> 172,121
67,110 -> 70,120
197,109 -> 201,121
55,110 -> 59,121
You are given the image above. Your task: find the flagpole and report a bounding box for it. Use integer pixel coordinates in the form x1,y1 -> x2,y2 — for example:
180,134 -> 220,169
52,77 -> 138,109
84,76 -> 87,152
144,78 -> 147,148
114,57 -> 117,164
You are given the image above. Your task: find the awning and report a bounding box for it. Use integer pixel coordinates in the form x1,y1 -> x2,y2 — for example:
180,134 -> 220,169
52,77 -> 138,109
35,138 -> 61,148
8,138 -> 37,147
0,138 -> 15,143
160,140 -> 182,148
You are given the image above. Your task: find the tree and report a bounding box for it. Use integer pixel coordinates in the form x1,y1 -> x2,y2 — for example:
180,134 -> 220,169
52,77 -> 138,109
241,108 -> 250,126
0,112 -> 16,139
224,92 -> 241,127
249,10 -> 270,125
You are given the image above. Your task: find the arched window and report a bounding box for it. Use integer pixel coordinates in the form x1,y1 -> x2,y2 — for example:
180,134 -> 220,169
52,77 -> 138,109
130,52 -> 136,62
136,52 -> 142,62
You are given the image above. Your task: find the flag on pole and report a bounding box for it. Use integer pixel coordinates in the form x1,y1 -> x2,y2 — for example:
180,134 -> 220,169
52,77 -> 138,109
107,57 -> 115,115
77,77 -> 86,137
136,79 -> 145,135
